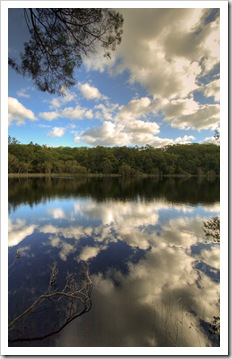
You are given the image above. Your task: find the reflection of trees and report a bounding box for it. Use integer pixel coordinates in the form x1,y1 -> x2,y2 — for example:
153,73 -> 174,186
8,176 -> 220,213
202,216 -> 220,243
8,261 -> 92,345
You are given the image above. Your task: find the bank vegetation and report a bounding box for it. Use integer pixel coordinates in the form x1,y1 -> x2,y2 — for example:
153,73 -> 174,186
8,138 -> 219,178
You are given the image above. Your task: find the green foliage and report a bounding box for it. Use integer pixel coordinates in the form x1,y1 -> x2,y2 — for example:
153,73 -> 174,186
8,142 -> 220,177
9,8 -> 123,94
202,216 -> 220,242
8,135 -> 20,145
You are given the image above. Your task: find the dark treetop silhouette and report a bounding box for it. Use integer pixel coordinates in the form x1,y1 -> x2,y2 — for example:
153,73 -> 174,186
9,8 -> 123,94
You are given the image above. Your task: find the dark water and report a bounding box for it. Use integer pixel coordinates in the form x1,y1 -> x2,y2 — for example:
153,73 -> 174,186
8,176 -> 220,347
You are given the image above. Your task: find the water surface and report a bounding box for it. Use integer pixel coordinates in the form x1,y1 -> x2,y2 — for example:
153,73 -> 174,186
8,177 -> 220,347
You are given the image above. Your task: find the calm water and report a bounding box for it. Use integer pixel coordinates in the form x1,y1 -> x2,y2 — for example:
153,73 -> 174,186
8,176 -> 220,347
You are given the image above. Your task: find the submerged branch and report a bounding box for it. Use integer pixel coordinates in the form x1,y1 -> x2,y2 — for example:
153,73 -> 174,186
8,262 -> 93,344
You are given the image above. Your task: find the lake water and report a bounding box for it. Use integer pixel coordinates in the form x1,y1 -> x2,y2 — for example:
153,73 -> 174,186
8,176 -> 220,347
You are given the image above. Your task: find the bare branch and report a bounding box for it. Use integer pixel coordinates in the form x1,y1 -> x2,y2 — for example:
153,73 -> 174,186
8,262 -> 93,344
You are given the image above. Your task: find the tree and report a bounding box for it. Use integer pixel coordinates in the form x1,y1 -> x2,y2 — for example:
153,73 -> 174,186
8,135 -> 20,145
9,8 -> 123,94
8,153 -> 19,173
202,216 -> 220,242
101,158 -> 113,174
214,129 -> 220,142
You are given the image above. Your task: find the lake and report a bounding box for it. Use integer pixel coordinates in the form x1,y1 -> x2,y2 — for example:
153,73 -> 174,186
8,176 -> 220,347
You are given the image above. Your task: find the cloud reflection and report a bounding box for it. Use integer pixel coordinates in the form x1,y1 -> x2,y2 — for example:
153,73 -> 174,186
38,200 -> 219,347
8,198 -> 220,347
78,246 -> 104,261
57,240 -> 219,346
8,218 -> 37,247
48,208 -> 66,219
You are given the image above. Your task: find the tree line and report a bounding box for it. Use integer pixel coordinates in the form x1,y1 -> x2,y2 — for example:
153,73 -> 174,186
8,137 -> 220,177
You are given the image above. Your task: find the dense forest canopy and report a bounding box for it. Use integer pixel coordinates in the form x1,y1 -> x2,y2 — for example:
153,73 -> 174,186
8,138 -> 219,177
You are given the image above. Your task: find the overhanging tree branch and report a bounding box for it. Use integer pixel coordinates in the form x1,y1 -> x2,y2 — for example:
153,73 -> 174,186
8,8 -> 123,94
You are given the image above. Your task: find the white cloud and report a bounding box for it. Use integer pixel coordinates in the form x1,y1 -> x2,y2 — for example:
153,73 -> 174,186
16,87 -> 31,98
48,127 -> 66,137
124,119 -> 159,135
73,94 -> 164,146
74,118 -> 195,148
75,121 -> 129,146
119,97 -> 151,116
94,103 -> 118,121
82,9 -> 220,134
48,208 -> 66,219
8,97 -> 36,126
78,246 -> 102,261
202,79 -> 220,102
150,93 -> 219,132
40,224 -> 94,241
85,9 -> 219,102
60,106 -> 93,120
48,87 -> 77,109
39,111 -> 59,121
200,136 -> 220,145
8,218 -> 37,247
59,213 -> 219,346
49,98 -> 61,109
48,235 -> 76,261
156,97 -> 200,119
39,105 -> 93,121
174,135 -> 195,144
163,103 -> 220,130
77,82 -> 108,100
200,246 -> 220,269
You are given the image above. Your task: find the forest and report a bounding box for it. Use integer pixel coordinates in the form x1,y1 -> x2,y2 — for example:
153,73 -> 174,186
8,137 -> 220,177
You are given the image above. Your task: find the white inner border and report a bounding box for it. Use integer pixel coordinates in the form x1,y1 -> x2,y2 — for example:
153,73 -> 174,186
1,1 -> 228,356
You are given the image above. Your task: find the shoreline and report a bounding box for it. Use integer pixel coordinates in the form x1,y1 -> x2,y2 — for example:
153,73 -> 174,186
8,173 -> 219,178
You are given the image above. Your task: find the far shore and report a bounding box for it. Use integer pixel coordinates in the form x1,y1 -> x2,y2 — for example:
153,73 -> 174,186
8,173 -> 219,178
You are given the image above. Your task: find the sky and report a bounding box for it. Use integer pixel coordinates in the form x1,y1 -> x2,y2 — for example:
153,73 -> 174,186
7,4 -> 224,148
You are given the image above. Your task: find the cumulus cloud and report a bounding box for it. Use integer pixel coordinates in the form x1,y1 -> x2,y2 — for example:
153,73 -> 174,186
156,94 -> 220,130
74,118 -> 194,148
48,235 -> 76,261
78,246 -> 102,261
200,245 -> 220,269
156,97 -> 200,119
8,218 -> 37,247
40,111 -> 59,121
48,87 -> 77,109
60,106 -> 93,120
40,224 -> 94,241
58,217 -> 219,346
39,105 -> 93,121
94,103 -> 118,121
82,9 -> 220,133
8,97 -> 36,126
167,104 -> 220,130
119,97 -> 152,118
77,82 -> 108,100
85,9 -> 219,100
75,121 -> 129,146
174,135 -> 195,144
48,208 -> 66,219
202,79 -> 220,102
47,127 -> 66,137
201,136 -> 220,145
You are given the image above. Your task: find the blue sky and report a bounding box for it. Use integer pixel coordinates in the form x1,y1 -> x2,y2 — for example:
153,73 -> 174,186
8,5 -> 222,148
